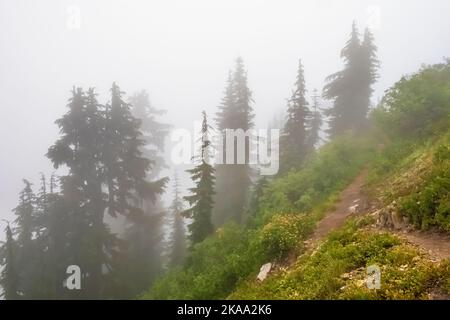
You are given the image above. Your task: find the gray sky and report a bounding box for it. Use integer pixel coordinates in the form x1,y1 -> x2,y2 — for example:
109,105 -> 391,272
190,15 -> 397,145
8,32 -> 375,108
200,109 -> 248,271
1,0 -> 449,235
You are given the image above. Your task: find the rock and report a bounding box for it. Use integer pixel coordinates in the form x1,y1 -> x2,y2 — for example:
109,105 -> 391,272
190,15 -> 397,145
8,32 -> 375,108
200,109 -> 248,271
392,211 -> 405,230
375,201 -> 409,230
349,204 -> 360,214
377,208 -> 390,227
257,262 -> 272,282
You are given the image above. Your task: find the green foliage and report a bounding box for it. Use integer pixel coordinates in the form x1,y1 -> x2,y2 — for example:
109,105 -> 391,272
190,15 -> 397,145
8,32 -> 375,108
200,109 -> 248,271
398,158 -> 450,232
144,134 -> 374,299
258,134 -> 375,222
369,140 -> 415,180
260,214 -> 314,259
280,59 -> 311,172
183,111 -> 215,245
434,143 -> 450,164
231,218 -> 449,300
368,62 -> 450,233
373,60 -> 450,140
146,223 -> 265,299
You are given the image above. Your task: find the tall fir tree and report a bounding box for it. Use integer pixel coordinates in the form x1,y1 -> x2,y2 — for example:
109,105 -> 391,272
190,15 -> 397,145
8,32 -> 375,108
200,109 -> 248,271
106,87 -> 169,298
183,111 -> 215,245
361,27 -> 379,115
33,173 -> 70,299
13,180 -> 34,252
0,223 -> 20,300
323,22 -> 378,137
280,59 -> 311,172
12,179 -> 39,298
46,84 -> 167,298
127,89 -> 170,269
130,90 -> 170,180
306,89 -> 323,151
169,171 -> 186,266
47,87 -> 109,298
214,57 -> 254,225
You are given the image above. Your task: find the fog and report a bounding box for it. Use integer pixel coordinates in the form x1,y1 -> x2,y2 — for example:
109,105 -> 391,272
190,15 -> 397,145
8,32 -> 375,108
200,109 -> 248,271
1,0 -> 450,236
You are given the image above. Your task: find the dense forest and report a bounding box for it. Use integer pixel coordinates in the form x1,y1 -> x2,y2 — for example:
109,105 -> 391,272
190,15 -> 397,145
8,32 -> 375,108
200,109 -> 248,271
1,14 -> 449,301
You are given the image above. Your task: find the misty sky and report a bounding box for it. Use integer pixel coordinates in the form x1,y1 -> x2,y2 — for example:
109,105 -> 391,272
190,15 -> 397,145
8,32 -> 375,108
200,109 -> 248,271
1,0 -> 449,234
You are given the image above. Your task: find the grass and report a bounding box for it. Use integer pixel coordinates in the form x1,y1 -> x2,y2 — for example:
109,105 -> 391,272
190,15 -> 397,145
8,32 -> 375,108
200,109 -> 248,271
229,217 -> 450,300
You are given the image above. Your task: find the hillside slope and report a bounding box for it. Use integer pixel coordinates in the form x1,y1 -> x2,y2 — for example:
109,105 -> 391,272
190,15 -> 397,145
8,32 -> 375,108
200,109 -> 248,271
144,61 -> 450,300
230,134 -> 450,299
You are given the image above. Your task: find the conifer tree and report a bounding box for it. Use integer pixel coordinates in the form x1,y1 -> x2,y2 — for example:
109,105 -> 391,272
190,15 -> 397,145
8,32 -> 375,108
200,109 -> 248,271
103,84 -> 168,298
214,57 -> 254,225
247,176 -> 269,218
33,173 -> 69,299
323,22 -> 378,136
183,111 -> 215,245
12,179 -> 39,298
306,89 -> 323,151
47,84 -> 167,298
47,87 -> 108,298
13,180 -> 35,250
280,59 -> 311,172
0,223 -> 20,300
360,27 -> 379,116
130,90 -> 170,180
169,172 -> 186,266
123,90 -> 170,287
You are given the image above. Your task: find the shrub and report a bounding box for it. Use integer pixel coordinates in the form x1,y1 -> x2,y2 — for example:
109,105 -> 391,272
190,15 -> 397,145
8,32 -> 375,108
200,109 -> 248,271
145,223 -> 266,299
434,143 -> 450,164
398,157 -> 450,232
260,213 -> 314,259
372,60 -> 450,140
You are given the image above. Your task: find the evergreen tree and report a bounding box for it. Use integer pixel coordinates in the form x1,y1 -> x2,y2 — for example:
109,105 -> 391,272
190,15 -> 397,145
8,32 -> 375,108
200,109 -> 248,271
47,87 -> 108,298
169,172 -> 186,266
13,180 -> 35,251
12,179 -> 38,298
183,111 -> 215,245
323,22 -> 378,137
33,174 -> 70,299
306,89 -> 323,151
280,59 -> 311,172
103,84 -> 168,298
121,90 -> 170,288
247,176 -> 269,218
361,27 -> 379,114
215,71 -> 234,133
214,57 -> 254,225
130,90 -> 170,180
0,223 -> 20,300
47,84 -> 167,298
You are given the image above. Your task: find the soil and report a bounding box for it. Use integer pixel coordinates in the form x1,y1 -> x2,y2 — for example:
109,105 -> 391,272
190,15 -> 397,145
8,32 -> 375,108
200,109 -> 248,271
310,170 -> 368,242
308,170 -> 450,261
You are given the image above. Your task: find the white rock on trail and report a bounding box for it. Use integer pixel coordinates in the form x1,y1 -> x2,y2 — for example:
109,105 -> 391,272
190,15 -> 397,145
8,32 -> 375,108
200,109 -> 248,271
257,263 -> 272,281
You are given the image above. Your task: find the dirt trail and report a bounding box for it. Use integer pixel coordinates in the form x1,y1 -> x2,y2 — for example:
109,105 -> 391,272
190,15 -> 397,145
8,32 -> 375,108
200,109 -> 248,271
307,170 -> 450,261
397,231 -> 450,261
309,170 -> 368,243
